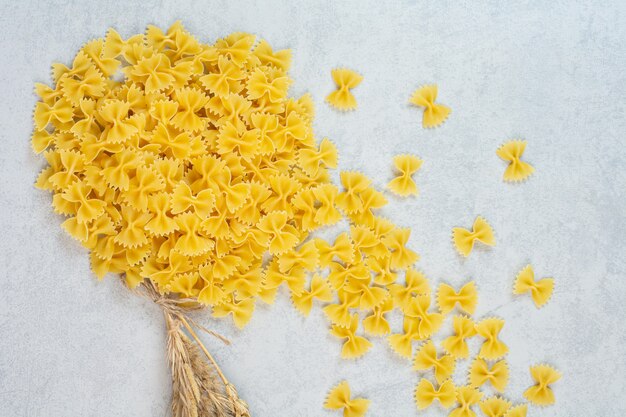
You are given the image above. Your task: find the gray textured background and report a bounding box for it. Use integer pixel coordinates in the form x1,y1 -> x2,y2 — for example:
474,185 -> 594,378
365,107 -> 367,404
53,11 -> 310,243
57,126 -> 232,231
1,1 -> 625,416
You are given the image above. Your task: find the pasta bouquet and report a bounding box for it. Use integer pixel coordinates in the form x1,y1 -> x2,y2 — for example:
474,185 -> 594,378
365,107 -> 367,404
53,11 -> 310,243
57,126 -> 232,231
32,21 -> 413,416
32,22 -> 557,417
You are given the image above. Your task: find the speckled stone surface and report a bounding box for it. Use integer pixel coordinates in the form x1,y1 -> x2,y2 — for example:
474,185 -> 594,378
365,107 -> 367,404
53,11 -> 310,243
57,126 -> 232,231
1,1 -> 625,416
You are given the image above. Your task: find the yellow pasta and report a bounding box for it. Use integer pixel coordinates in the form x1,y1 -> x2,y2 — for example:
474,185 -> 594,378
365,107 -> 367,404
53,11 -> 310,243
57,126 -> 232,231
513,265 -> 554,308
412,340 -> 456,384
442,315 -> 477,359
449,385 -> 483,417
326,68 -> 363,111
388,268 -> 431,309
452,216 -> 496,257
479,396 -> 511,417
387,154 -> 422,197
469,357 -> 509,392
414,378 -> 456,410
476,317 -> 509,360
33,23 -> 557,414
387,315 -> 420,359
291,275 -> 333,316
436,281 -> 478,315
523,364 -> 561,406
324,381 -> 370,417
496,140 -> 534,182
362,297 -> 393,336
409,85 -> 451,128
403,294 -> 444,339
330,314 -> 373,359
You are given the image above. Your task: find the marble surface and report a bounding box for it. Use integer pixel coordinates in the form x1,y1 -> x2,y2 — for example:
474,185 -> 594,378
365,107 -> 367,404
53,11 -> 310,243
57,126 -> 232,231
1,1 -> 625,416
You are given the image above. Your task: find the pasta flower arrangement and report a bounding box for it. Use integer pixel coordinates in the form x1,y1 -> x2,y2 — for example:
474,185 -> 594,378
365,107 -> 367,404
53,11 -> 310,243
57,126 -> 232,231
31,22 -> 421,416
32,22 -> 558,417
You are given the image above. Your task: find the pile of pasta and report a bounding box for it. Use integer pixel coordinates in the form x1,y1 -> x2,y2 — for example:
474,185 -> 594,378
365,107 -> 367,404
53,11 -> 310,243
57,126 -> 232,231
31,22 -> 419,330
32,22 -> 557,416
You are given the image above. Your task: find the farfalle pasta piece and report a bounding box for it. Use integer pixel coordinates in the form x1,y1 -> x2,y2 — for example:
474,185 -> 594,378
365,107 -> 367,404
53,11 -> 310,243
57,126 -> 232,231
442,315 -> 477,359
496,140 -> 534,182
313,184 -> 342,226
212,296 -> 255,329
452,216 -> 495,257
469,358 -> 509,392
291,275 -> 333,316
59,180 -> 106,224
476,318 -> 508,360
403,295 -> 444,339
362,297 -> 393,336
365,255 -> 396,286
479,396 -> 511,417
324,381 -> 369,417
387,154 -> 422,197
513,265 -> 554,308
409,85 -> 450,128
199,55 -> 244,97
217,121 -> 260,161
337,171 -> 371,213
124,166 -> 165,212
99,99 -> 139,143
247,67 -> 290,103
388,268 -> 431,309
523,364 -> 561,406
263,258 -> 306,297
315,233 -> 355,266
449,385 -> 483,417
326,68 -> 363,111
330,314 -> 372,359
388,315 -> 420,359
437,281 -> 478,315
174,213 -> 215,256
323,291 -> 359,327
170,181 -> 215,218
381,228 -> 419,269
414,379 -> 456,410
33,97 -> 74,131
256,211 -> 300,255
413,340 -> 456,384
277,240 -> 319,273
297,138 -> 338,176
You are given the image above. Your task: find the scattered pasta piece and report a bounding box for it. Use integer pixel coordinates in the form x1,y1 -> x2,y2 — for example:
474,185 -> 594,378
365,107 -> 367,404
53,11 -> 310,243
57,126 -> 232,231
523,364 -> 561,406
362,297 -> 393,336
413,340 -> 456,384
326,68 -> 363,111
330,314 -> 373,359
291,275 -> 333,316
387,315 -> 420,359
414,378 -> 456,410
496,140 -> 534,182
469,357 -> 509,392
513,265 -> 554,308
436,281 -> 478,315
442,315 -> 477,359
387,154 -> 422,197
403,294 -> 444,339
324,381 -> 370,417
452,216 -> 496,257
449,385 -> 483,417
409,85 -> 450,128
479,396 -> 511,417
475,317 -> 508,360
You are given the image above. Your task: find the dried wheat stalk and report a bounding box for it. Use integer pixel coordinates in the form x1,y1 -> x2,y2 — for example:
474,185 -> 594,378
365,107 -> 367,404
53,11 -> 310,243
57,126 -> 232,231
138,280 -> 250,417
